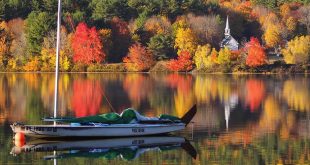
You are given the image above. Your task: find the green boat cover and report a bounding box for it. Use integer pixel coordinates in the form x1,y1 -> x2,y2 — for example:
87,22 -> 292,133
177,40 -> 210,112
54,108 -> 181,124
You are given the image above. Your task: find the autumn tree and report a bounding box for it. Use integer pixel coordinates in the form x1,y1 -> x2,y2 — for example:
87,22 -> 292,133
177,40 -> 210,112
211,48 -> 219,64
264,24 -> 281,48
193,44 -> 213,70
167,50 -> 193,72
298,5 -> 310,34
23,56 -> 40,71
282,35 -> 310,65
186,14 -> 222,47
172,16 -> 188,36
7,18 -> 26,61
174,27 -> 197,55
261,14 -> 282,48
144,16 -> 171,35
42,27 -> 73,67
0,21 -> 12,67
217,47 -> 232,65
245,37 -> 267,67
40,48 -> 71,72
280,3 -> 299,33
72,22 -> 105,65
123,43 -> 155,71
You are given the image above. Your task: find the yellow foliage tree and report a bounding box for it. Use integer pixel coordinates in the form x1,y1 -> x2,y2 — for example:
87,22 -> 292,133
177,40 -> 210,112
264,23 -> 281,48
174,27 -> 198,55
172,17 -> 188,35
193,44 -> 212,70
7,58 -> 18,71
217,47 -> 232,65
41,48 -> 71,71
281,35 -> 310,64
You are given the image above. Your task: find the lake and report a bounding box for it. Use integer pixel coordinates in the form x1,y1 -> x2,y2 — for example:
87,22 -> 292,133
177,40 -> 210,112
0,73 -> 309,164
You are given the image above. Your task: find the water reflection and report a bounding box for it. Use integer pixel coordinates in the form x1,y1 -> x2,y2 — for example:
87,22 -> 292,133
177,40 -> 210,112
0,73 -> 309,164
11,136 -> 196,161
71,78 -> 103,117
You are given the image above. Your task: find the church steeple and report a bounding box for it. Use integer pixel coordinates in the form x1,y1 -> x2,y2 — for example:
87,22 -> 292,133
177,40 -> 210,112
225,16 -> 230,36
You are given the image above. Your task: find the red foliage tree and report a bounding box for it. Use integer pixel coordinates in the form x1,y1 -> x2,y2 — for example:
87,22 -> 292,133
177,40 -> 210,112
166,51 -> 193,72
245,37 -> 267,67
71,79 -> 103,117
123,43 -> 155,71
72,22 -> 105,64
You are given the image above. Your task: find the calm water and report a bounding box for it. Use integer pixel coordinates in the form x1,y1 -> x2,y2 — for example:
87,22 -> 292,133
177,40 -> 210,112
0,73 -> 309,164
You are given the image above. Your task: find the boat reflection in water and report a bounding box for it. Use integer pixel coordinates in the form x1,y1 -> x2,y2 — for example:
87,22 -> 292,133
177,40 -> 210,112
11,136 -> 197,161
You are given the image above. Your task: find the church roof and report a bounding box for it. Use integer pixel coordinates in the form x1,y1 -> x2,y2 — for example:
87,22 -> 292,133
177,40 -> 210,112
220,35 -> 239,47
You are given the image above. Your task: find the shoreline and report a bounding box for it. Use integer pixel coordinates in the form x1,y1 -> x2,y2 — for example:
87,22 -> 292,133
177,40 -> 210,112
1,62 -> 309,74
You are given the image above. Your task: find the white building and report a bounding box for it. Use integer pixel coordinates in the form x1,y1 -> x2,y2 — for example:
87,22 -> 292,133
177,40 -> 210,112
220,16 -> 239,51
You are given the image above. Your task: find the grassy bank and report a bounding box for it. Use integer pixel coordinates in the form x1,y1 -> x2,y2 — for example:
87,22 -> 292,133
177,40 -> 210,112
1,61 -> 309,74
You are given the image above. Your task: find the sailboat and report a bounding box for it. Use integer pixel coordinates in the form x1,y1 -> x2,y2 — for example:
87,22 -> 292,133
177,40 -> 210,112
10,0 -> 196,138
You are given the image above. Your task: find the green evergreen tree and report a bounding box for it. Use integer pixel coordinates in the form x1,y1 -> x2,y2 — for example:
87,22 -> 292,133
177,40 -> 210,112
25,11 -> 54,55
0,0 -> 7,20
148,34 -> 175,60
90,0 -> 133,21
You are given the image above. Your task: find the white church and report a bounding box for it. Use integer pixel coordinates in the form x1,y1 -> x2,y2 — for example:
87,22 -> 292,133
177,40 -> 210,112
220,16 -> 239,51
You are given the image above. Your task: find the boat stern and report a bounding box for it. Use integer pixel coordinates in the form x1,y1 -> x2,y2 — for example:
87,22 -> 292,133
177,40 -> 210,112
10,122 -> 24,133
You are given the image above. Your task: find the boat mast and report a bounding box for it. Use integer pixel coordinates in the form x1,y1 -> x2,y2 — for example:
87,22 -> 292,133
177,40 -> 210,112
54,0 -> 62,126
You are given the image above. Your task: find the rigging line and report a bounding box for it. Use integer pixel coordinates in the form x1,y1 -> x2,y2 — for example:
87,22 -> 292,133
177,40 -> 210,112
102,92 -> 116,113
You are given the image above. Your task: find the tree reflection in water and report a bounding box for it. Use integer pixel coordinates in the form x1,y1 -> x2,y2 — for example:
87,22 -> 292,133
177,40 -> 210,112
71,78 -> 103,117
0,73 -> 309,164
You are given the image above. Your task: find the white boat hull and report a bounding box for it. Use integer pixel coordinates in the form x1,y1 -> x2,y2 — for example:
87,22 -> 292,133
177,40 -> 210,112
11,123 -> 185,137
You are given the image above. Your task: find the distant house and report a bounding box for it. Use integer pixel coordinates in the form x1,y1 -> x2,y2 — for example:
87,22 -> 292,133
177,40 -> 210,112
220,16 -> 239,51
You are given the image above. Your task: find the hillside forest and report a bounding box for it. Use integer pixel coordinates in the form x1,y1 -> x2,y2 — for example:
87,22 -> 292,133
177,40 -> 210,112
0,0 -> 310,72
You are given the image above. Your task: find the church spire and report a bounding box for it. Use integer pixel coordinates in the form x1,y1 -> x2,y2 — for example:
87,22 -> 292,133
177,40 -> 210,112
225,16 -> 230,36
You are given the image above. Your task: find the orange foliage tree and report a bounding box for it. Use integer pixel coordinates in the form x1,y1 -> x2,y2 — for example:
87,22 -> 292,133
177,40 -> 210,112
245,37 -> 267,67
166,50 -> 193,72
72,22 -> 105,65
123,43 -> 155,71
71,79 -> 103,117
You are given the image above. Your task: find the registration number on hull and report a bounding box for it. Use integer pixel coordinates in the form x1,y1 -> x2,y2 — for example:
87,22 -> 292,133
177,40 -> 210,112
24,126 -> 57,132
132,128 -> 144,133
